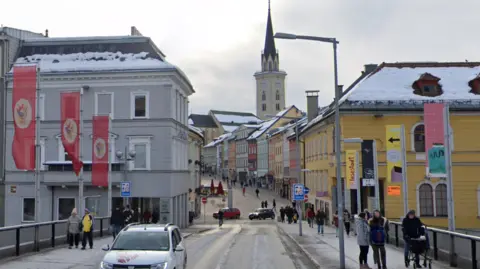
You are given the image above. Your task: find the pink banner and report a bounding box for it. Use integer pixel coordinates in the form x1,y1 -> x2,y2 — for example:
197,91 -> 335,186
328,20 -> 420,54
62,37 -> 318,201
424,103 -> 445,167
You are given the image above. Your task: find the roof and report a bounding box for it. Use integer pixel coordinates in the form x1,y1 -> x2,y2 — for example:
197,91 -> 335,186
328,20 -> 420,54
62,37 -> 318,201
0,27 -> 45,39
270,117 -> 307,137
263,2 -> 277,61
188,125 -> 204,139
247,105 -> 299,140
209,110 -> 261,133
204,133 -> 232,148
188,114 -> 218,128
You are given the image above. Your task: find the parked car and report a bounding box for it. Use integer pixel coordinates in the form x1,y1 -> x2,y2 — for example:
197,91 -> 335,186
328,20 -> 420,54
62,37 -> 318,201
99,223 -> 186,269
249,208 -> 275,220
213,207 -> 241,219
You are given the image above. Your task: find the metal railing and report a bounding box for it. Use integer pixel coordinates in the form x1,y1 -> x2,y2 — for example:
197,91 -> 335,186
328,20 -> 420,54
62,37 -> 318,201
0,216 -> 110,259
388,221 -> 480,269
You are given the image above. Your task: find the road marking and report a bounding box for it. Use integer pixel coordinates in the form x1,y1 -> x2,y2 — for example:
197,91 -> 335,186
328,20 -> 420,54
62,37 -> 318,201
213,225 -> 242,269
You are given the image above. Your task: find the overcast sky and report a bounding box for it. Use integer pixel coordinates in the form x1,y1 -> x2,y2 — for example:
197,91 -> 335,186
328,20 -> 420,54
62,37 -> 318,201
3,0 -> 480,115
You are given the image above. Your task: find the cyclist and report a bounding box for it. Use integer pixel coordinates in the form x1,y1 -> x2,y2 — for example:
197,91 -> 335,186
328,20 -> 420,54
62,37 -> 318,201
218,209 -> 224,227
255,188 -> 259,197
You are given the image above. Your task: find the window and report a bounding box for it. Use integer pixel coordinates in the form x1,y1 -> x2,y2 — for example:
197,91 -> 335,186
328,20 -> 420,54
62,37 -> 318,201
22,198 -> 35,222
413,124 -> 425,152
261,91 -> 266,101
275,90 -> 280,101
435,184 -> 448,217
262,104 -> 266,111
276,104 -> 280,111
131,91 -> 149,119
36,93 -> 45,121
418,183 -> 434,216
58,198 -> 75,220
129,137 -> 151,170
94,92 -> 114,118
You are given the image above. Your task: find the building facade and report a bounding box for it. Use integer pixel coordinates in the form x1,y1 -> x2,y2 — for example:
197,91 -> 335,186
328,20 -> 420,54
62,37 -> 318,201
188,125 -> 203,216
228,137 -> 236,180
234,125 -> 259,184
254,3 -> 287,120
188,114 -> 219,144
4,35 -> 194,227
248,140 -> 257,181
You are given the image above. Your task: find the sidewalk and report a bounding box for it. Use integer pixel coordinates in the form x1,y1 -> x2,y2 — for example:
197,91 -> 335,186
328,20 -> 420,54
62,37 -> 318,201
277,220 -> 452,269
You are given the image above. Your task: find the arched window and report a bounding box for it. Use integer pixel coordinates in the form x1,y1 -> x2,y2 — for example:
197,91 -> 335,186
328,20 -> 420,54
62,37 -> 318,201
435,184 -> 448,216
413,124 -> 425,152
261,91 -> 266,101
275,90 -> 280,100
268,62 -> 273,71
418,183 -> 434,216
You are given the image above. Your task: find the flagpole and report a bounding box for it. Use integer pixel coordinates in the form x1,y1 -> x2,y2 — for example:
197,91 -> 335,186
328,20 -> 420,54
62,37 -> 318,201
108,113 -> 112,216
34,66 -> 41,223
78,87 -> 84,214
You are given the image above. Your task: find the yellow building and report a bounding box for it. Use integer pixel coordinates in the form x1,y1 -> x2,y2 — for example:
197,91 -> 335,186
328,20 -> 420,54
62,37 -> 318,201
300,62 -> 480,229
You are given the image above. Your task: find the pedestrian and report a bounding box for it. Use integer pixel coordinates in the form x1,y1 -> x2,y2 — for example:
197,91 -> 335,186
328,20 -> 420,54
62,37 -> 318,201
280,207 -> 285,222
356,212 -> 371,269
143,208 -> 152,224
66,208 -> 81,249
315,209 -> 326,235
81,208 -> 94,250
344,209 -> 352,236
364,209 -> 372,219
151,208 -> 159,224
242,186 -> 246,196
264,200 -> 268,208
110,206 -> 124,239
261,201 -> 265,208
218,209 -> 224,227
402,210 -> 423,268
255,188 -> 259,197
369,210 -> 389,269
333,211 -> 339,237
307,207 -> 315,228
293,208 -> 298,223
123,205 -> 134,225
272,199 -> 276,211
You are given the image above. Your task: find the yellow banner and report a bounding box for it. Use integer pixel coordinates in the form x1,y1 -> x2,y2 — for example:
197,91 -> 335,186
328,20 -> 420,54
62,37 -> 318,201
345,150 -> 356,189
385,125 -> 403,184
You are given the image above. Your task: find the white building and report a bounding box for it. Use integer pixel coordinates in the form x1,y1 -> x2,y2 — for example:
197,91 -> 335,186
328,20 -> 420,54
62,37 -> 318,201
188,125 -> 203,215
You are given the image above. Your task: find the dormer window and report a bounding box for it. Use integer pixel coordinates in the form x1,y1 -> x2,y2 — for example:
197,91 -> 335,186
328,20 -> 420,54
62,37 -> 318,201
412,73 -> 443,97
469,75 -> 480,95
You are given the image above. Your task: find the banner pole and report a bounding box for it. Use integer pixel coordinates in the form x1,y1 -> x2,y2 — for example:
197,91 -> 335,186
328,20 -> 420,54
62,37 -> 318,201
34,66 -> 41,223
373,140 -> 380,211
400,125 -> 408,216
78,87 -> 84,215
355,151 -> 361,214
108,114 -> 112,216
444,104 -> 456,266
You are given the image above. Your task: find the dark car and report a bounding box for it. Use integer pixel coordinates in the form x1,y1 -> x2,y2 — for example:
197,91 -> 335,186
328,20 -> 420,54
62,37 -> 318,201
248,208 -> 275,220
213,208 -> 241,219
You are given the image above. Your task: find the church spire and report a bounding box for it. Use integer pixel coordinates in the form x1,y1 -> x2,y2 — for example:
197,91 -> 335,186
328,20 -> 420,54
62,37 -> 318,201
263,0 -> 277,62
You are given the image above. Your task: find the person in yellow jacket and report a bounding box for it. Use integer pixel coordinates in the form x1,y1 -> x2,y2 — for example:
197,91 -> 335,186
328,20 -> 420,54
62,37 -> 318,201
81,208 -> 94,250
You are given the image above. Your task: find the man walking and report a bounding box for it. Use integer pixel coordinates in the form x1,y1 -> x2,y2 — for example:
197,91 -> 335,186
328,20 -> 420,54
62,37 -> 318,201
81,208 -> 94,250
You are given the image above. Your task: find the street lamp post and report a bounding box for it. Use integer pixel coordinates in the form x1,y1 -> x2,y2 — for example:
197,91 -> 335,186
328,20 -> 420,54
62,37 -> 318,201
274,32 -> 345,268
116,146 -> 136,206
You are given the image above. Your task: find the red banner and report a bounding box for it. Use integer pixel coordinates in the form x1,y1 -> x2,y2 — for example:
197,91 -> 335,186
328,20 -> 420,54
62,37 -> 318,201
424,103 -> 445,166
12,66 -> 37,170
61,92 -> 83,176
92,115 -> 109,187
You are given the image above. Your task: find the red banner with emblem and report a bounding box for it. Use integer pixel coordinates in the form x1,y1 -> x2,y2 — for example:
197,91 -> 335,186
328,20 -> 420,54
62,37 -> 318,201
12,66 -> 37,170
92,115 -> 109,187
61,92 -> 83,176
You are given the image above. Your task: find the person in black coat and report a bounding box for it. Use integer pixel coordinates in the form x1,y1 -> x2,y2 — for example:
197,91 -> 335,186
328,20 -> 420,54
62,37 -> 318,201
110,207 -> 124,239
402,210 -> 424,267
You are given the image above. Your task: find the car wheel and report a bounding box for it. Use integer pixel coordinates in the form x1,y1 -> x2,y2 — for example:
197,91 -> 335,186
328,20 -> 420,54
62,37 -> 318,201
249,217 -> 253,220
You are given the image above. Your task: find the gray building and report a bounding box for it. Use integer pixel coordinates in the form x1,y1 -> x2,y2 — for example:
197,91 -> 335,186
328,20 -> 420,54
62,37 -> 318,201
2,34 -> 193,228
233,124 -> 259,184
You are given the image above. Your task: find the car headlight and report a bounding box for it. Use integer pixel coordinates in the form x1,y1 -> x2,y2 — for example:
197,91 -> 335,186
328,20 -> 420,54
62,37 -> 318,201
152,262 -> 168,269
100,261 -> 113,269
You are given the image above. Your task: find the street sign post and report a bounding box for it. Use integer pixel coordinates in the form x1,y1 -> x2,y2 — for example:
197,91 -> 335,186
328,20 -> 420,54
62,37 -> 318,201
202,197 -> 207,224
202,197 -> 207,204
304,187 -> 310,195
292,183 -> 305,201
120,182 -> 131,197
385,125 -> 408,215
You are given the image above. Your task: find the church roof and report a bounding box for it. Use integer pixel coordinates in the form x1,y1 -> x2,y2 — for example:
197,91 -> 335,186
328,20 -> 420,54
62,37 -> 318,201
263,1 -> 277,61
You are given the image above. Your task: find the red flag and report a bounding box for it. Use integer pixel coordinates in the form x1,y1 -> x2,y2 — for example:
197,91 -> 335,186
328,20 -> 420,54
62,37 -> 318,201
12,66 -> 37,170
92,115 -> 109,187
61,92 -> 83,176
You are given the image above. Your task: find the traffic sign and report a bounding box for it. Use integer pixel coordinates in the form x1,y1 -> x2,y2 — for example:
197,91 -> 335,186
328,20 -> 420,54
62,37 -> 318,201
202,197 -> 207,204
292,183 -> 305,201
304,194 -> 309,203
120,182 -> 131,197
304,187 -> 310,195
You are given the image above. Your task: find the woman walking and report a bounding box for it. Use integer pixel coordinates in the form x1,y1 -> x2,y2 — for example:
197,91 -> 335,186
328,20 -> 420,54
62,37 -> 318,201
356,212 -> 371,269
333,211 -> 339,237
344,209 -> 352,236
369,210 -> 389,269
66,208 -> 81,249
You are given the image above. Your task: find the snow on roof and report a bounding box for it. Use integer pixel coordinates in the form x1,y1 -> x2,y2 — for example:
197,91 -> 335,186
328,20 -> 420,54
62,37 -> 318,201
204,133 -> 232,148
341,62 -> 480,105
247,105 -> 296,140
270,117 -> 307,137
301,106 -> 330,134
222,125 -> 240,133
243,124 -> 262,128
188,125 -> 203,138
188,118 -> 194,125
210,110 -> 261,124
24,36 -> 137,43
11,51 -> 175,73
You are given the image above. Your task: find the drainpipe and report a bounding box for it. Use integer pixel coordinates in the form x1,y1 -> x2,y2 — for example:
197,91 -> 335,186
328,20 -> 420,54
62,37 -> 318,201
51,186 -> 55,220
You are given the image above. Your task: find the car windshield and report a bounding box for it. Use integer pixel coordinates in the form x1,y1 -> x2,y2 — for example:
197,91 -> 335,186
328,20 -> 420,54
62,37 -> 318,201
111,231 -> 170,251
255,208 -> 262,212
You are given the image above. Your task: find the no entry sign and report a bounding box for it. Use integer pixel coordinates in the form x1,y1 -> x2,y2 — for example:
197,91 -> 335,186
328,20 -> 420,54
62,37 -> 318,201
202,197 -> 207,204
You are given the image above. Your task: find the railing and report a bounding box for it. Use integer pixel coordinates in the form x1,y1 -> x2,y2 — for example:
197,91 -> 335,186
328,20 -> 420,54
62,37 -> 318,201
0,217 -> 110,259
388,221 -> 480,269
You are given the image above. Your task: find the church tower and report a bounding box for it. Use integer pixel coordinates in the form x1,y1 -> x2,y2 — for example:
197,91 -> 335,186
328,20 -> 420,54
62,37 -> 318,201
254,1 -> 287,120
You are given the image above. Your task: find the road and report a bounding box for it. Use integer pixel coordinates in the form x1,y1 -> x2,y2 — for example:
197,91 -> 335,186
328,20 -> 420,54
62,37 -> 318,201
0,179 -> 314,269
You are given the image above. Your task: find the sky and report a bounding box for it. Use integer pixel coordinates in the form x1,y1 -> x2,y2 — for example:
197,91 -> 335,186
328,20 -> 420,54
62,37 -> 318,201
3,0 -> 480,115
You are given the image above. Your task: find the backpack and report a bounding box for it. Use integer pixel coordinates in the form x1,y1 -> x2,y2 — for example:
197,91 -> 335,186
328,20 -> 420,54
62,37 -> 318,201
370,226 -> 386,245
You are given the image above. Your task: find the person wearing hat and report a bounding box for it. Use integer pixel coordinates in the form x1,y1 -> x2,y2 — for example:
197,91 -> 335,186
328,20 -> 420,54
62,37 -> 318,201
402,210 -> 424,268
81,208 -> 94,250
66,208 -> 81,249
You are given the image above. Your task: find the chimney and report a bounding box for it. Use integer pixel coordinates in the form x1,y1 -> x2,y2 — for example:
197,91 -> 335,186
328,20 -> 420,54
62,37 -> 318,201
364,64 -> 378,74
45,29 -> 49,37
306,90 -> 320,122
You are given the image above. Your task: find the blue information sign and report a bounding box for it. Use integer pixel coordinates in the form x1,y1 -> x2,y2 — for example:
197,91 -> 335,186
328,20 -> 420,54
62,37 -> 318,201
121,182 -> 131,197
304,187 -> 310,195
292,183 -> 305,201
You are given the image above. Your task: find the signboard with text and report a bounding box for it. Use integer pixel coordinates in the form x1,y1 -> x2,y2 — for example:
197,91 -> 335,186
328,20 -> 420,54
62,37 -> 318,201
345,150 -> 357,189
385,125 -> 404,183
424,103 -> 447,178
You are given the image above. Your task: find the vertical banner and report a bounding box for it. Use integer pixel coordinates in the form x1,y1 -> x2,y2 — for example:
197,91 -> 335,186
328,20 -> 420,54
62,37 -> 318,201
385,125 -> 403,183
92,115 -> 109,187
424,103 -> 446,177
361,140 -> 375,187
345,150 -> 357,189
12,66 -> 37,170
61,92 -> 83,176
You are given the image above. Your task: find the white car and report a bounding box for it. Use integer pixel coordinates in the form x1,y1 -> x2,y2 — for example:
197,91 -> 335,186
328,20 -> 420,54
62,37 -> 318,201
99,223 -> 187,269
